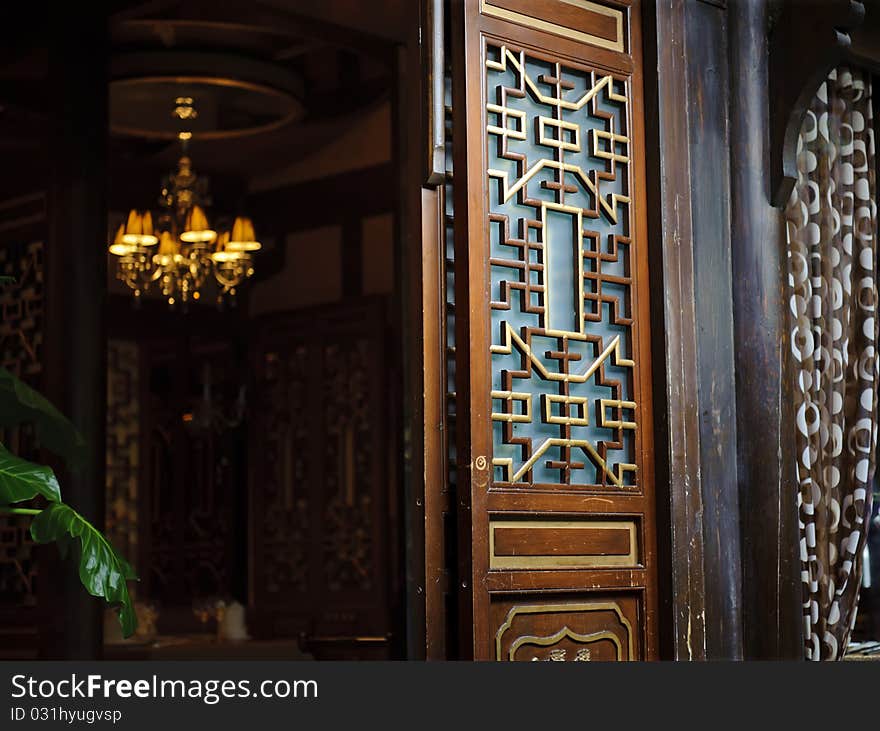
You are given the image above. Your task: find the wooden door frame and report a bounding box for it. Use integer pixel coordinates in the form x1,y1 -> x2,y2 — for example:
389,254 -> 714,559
411,0 -> 699,660
641,0 -> 750,660
422,0 -> 784,661
376,0 -> 808,661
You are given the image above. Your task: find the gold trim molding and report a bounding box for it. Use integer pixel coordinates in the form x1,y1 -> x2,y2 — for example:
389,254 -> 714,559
480,0 -> 625,53
495,601 -> 635,660
489,519 -> 639,569
510,627 -> 622,661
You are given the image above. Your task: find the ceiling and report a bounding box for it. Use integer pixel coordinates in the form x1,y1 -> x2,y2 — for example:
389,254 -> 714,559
0,0 -> 403,202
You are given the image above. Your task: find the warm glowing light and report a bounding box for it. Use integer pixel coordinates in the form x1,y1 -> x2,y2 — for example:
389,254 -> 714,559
118,210 -> 158,247
180,205 -> 217,244
108,222 -> 137,256
226,216 -> 262,252
111,99 -> 260,307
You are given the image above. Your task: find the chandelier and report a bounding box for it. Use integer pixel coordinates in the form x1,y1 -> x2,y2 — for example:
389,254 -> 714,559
109,98 -> 261,308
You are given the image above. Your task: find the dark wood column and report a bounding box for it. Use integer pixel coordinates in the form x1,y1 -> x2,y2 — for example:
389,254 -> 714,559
43,3 -> 109,659
644,0 -> 743,659
729,0 -> 803,660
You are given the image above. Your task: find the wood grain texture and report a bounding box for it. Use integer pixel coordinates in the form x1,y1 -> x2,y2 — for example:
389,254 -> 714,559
452,0 -> 658,661
484,0 -> 620,42
729,0 -> 802,659
493,526 -> 632,557
641,0 -> 708,660
420,186 -> 449,659
684,0 -> 743,660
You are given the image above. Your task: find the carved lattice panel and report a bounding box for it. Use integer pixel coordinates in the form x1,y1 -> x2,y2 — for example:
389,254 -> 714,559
322,339 -> 374,593
260,345 -> 310,596
451,0 -> 657,659
486,44 -> 637,491
250,301 -> 390,641
106,340 -> 140,572
0,240 -> 44,607
0,240 -> 43,380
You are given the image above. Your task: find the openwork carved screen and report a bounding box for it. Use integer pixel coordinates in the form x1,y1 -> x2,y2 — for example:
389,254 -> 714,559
486,44 -> 637,490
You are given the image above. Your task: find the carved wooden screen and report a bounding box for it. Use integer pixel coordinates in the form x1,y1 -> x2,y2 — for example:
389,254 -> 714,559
451,0 -> 658,660
249,299 -> 396,651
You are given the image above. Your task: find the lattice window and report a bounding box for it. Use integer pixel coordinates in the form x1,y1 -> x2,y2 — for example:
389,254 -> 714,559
486,45 -> 637,490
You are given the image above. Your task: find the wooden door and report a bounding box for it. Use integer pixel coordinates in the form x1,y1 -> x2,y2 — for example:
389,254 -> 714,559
450,0 -> 658,660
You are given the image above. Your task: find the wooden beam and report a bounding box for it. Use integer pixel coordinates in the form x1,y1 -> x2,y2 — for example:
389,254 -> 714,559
730,0 -> 804,660
645,0 -> 759,662
684,0 -> 743,660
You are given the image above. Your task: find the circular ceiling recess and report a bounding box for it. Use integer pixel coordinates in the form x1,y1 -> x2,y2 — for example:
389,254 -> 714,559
109,51 -> 305,140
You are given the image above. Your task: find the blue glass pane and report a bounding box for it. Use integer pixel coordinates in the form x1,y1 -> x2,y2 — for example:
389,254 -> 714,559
486,45 -> 637,490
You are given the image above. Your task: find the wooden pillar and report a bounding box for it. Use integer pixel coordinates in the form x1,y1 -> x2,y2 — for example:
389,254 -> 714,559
43,3 -> 109,659
644,0 -> 743,659
395,28 -> 431,658
728,0 -> 802,659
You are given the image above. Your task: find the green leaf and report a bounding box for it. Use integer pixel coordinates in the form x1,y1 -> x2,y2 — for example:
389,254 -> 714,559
30,503 -> 138,638
0,367 -> 86,469
0,443 -> 62,505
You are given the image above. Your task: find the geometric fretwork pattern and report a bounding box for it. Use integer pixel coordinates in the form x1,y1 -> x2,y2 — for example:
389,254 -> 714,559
0,240 -> 44,606
486,44 -> 637,489
260,345 -> 310,595
323,339 -> 374,592
105,340 -> 140,578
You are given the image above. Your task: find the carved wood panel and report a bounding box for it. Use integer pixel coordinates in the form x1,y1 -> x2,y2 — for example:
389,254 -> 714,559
258,344 -> 310,597
452,0 -> 658,659
250,299 -> 392,643
105,339 -> 140,573
0,240 -> 44,612
491,592 -> 640,661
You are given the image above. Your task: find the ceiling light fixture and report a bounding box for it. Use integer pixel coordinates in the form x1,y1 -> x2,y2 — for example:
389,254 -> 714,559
109,97 -> 261,308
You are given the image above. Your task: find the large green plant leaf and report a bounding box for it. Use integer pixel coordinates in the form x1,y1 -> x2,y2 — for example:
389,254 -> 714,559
30,503 -> 138,638
0,367 -> 86,469
0,443 -> 62,505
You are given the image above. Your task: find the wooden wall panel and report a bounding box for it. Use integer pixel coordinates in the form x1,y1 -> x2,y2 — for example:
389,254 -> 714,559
491,592 -> 641,661
248,299 -> 396,655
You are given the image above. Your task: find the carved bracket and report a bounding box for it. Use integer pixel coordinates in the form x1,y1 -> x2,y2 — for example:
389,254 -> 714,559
769,0 -> 865,207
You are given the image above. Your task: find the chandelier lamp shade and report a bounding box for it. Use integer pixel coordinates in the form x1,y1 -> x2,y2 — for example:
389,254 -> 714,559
109,98 -> 262,307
